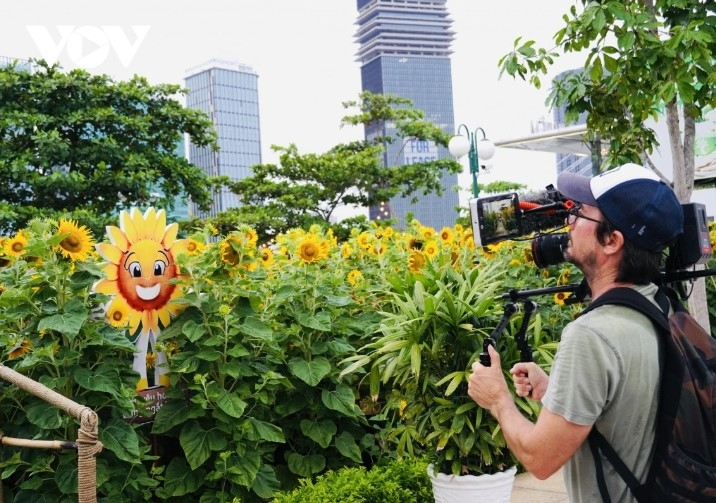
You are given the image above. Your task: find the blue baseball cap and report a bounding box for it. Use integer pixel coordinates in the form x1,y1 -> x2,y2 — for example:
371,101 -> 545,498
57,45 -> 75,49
557,163 -> 683,252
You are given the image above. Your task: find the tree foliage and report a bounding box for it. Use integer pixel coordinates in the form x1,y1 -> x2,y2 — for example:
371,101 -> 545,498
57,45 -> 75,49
218,92 -> 462,241
0,60 -> 218,234
498,0 -> 716,202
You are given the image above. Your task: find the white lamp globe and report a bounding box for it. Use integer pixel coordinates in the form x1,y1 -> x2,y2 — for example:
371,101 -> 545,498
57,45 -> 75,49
448,135 -> 470,158
476,138 -> 496,161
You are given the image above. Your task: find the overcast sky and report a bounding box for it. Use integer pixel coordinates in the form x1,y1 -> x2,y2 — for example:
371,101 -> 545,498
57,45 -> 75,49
1,1 -> 596,204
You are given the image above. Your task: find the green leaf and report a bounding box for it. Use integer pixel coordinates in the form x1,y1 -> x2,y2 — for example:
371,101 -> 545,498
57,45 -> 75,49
99,417 -> 141,463
162,458 -> 206,497
25,401 -> 62,429
72,366 -> 120,394
182,320 -> 206,343
286,452 -> 325,477
38,312 -> 86,338
151,400 -> 204,434
215,389 -> 247,418
251,464 -> 281,499
288,356 -> 331,386
300,418 -> 336,448
297,310 -> 332,331
335,431 -> 363,463
241,316 -> 274,339
321,384 -> 360,417
180,422 -> 228,470
247,417 -> 285,443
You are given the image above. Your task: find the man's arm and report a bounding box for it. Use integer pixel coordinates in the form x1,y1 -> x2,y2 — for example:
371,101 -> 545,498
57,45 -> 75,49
468,345 -> 591,479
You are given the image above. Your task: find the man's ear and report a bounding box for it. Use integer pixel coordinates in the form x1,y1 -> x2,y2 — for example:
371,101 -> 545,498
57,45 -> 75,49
602,229 -> 624,257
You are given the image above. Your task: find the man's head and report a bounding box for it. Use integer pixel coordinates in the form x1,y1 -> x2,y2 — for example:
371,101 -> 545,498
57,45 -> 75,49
557,163 -> 683,253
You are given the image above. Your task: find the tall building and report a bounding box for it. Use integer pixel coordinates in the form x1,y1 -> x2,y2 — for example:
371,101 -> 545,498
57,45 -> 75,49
184,59 -> 262,218
355,0 -> 458,230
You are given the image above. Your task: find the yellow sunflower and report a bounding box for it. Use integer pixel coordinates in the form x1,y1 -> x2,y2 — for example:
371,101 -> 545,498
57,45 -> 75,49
347,269 -> 363,286
145,352 -> 157,369
55,218 -> 95,262
4,231 -> 28,258
185,238 -> 206,255
259,247 -> 275,268
554,292 -> 571,306
439,227 -> 455,245
220,236 -> 242,266
357,232 -> 372,250
92,207 -> 188,336
420,226 -> 436,240
7,338 -> 32,359
106,295 -> 131,328
423,239 -> 440,259
408,249 -> 426,272
341,242 -> 352,259
297,234 -> 328,263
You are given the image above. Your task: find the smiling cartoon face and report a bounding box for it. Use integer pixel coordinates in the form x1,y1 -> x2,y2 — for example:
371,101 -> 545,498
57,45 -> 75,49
93,207 -> 188,336
118,240 -> 178,313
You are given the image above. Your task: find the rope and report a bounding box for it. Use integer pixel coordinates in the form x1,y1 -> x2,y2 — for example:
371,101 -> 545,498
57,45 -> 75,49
0,365 -> 103,503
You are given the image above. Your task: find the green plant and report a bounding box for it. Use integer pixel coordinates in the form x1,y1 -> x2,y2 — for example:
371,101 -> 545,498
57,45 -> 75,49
270,456 -> 433,503
0,218 -> 157,502
340,237 -> 573,477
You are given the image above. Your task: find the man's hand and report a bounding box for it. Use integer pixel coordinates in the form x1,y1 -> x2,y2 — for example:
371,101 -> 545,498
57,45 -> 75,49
467,345 -> 511,415
510,362 -> 549,402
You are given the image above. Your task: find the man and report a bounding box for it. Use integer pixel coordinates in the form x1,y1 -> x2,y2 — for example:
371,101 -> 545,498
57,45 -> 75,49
467,163 -> 683,502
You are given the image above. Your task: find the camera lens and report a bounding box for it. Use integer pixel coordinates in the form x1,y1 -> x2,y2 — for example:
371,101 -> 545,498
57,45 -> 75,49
532,233 -> 568,268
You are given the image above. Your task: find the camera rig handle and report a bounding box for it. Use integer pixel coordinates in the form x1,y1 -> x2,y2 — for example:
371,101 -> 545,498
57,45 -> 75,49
515,300 -> 538,363
480,302 -> 518,367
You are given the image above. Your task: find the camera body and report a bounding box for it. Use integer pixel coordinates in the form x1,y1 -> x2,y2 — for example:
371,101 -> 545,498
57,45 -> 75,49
469,189 -> 712,271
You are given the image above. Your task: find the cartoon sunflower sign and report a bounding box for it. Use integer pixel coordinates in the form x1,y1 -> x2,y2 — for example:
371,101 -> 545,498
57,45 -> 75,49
93,207 -> 188,391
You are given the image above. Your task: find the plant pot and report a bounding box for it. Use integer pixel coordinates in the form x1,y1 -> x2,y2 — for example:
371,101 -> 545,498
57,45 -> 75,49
427,464 -> 517,503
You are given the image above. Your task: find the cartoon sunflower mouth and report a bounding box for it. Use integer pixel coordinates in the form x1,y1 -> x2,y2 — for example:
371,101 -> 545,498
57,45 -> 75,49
137,284 -> 161,300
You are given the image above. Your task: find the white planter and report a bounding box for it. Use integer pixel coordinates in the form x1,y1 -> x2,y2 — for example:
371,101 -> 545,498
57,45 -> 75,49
427,464 -> 517,503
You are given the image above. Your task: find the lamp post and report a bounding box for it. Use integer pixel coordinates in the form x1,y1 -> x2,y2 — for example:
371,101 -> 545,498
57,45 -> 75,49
448,125 -> 496,197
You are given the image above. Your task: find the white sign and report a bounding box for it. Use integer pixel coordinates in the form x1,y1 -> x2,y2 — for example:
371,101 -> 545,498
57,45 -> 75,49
26,25 -> 150,69
404,139 -> 438,165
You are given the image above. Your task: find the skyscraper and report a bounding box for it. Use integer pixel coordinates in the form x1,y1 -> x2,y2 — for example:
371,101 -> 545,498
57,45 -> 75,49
355,0 -> 458,230
184,59 -> 262,218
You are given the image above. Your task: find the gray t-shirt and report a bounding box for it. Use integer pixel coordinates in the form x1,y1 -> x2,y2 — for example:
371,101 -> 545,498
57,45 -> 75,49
541,283 -> 663,503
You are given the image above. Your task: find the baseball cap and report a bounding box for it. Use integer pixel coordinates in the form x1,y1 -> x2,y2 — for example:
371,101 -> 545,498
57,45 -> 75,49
556,163 -> 683,252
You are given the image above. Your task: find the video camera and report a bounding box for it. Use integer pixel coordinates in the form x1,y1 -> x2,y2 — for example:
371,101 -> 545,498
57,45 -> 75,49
468,186 -> 712,273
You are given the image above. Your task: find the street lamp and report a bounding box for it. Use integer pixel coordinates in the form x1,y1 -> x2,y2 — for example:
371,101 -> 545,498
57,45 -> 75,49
448,125 -> 496,197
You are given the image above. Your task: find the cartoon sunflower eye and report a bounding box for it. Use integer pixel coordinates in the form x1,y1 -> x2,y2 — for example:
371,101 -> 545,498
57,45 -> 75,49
153,260 -> 167,276
129,262 -> 142,278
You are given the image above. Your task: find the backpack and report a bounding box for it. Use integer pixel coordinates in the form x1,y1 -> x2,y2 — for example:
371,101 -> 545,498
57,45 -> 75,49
582,286 -> 716,503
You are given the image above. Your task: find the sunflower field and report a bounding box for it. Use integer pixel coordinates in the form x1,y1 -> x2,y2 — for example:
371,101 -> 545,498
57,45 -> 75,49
0,212 -> 712,502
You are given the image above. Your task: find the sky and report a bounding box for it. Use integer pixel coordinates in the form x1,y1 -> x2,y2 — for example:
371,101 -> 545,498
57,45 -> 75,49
0,1 -> 641,211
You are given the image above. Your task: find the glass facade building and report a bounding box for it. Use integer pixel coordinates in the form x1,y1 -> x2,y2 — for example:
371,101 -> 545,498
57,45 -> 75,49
355,0 -> 458,230
184,59 -> 262,218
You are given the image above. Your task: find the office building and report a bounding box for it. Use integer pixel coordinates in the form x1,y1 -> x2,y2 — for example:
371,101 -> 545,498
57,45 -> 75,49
184,59 -> 262,218
355,0 -> 458,230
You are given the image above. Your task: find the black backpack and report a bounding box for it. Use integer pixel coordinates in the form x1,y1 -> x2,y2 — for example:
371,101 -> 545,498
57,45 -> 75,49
582,286 -> 716,503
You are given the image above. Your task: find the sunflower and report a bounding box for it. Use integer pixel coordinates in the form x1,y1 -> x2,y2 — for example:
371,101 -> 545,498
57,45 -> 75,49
145,352 -> 157,369
554,292 -> 571,306
7,338 -> 32,359
347,269 -> 363,286
408,249 -> 426,272
4,231 -> 28,258
220,236 -> 242,266
259,247 -> 275,268
439,227 -> 455,245
420,226 -> 436,240
357,232 -> 372,250
341,242 -> 352,259
423,239 -> 440,259
55,218 -> 95,262
106,295 -> 131,328
185,238 -> 206,255
509,259 -> 521,267
558,268 -> 572,285
93,207 -> 188,336
297,234 -> 328,263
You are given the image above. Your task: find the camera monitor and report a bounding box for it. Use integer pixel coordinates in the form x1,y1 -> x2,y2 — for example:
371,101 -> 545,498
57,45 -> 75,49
469,192 -> 523,246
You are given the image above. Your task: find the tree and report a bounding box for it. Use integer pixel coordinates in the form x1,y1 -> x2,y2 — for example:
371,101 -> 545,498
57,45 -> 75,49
218,91 -> 462,240
499,0 -> 715,202
0,60 -> 218,234
497,0 -> 715,327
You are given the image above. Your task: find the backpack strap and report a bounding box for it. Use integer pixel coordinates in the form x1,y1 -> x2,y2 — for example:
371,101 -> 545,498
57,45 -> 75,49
582,286 -> 674,503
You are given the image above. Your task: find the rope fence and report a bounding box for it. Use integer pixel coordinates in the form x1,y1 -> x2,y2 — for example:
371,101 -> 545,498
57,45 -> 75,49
0,364 -> 102,503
